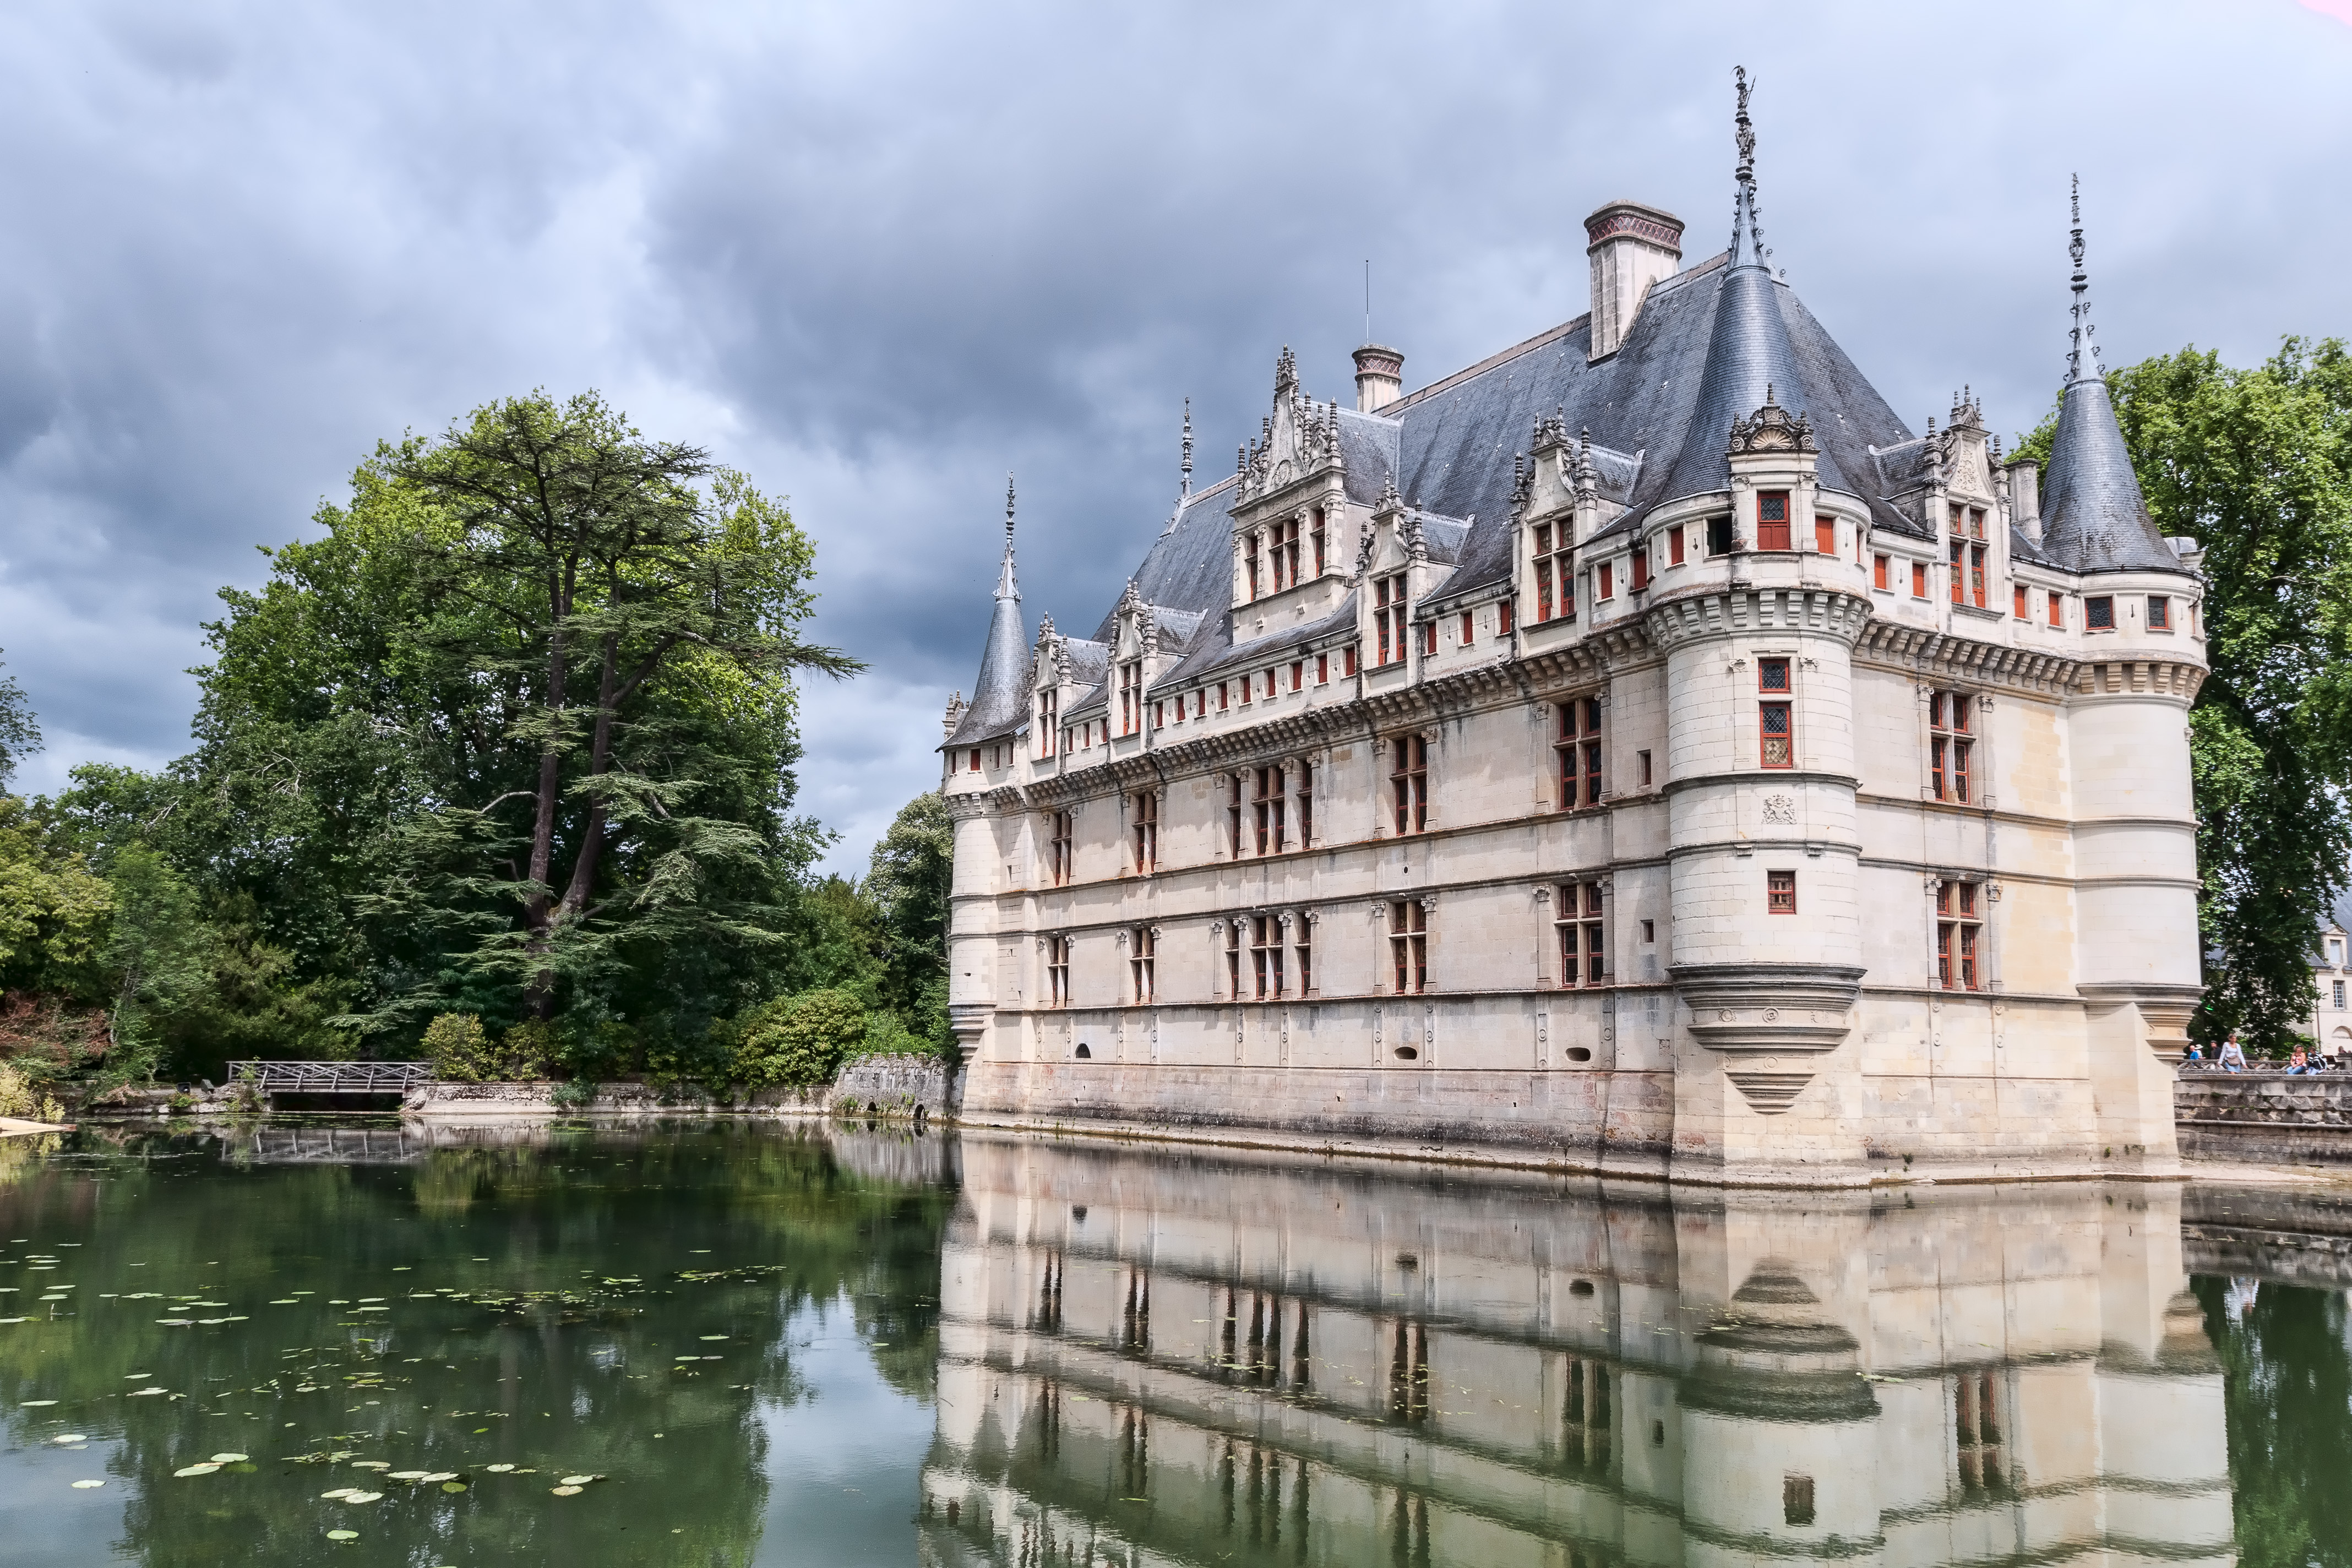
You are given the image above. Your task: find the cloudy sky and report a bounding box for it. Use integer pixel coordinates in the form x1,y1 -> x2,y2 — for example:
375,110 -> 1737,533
2,0 -> 2347,872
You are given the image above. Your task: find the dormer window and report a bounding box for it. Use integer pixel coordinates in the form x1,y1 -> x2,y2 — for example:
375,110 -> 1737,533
1244,534 -> 1261,601
1757,491 -> 1792,551
1310,507 -> 1327,576
1271,517 -> 1302,591
1037,688 -> 1059,756
1117,660 -> 1142,736
1374,574 -> 1408,666
1534,521 -> 1575,622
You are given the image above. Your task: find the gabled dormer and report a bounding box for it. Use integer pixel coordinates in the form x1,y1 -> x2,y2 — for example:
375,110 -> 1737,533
1104,580 -> 1201,739
1228,347 -> 1359,635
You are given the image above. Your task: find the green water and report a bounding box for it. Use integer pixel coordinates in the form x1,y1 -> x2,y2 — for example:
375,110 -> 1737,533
0,1120 -> 2345,1567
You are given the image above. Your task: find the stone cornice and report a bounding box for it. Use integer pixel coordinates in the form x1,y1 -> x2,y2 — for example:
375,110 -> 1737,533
1854,620 -> 2082,696
1642,586 -> 1873,651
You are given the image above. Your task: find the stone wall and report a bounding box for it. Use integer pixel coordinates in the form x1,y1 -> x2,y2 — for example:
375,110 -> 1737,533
2175,1068 -> 2352,1163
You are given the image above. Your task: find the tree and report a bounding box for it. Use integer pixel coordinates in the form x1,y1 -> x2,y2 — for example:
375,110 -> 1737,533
2018,339 -> 2352,1049
865,791 -> 954,1047
0,650 -> 40,790
364,391 -> 861,1019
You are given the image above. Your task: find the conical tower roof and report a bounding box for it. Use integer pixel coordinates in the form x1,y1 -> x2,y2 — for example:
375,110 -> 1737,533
944,475 -> 1030,748
2038,178 -> 2177,573
1657,68 -> 1850,508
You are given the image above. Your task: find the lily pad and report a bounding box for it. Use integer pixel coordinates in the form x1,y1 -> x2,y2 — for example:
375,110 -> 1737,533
483,1463 -> 515,1473
128,1387 -> 166,1397
343,1490 -> 384,1504
440,1482 -> 468,1493
319,1488 -> 357,1499
551,1485 -> 584,1496
558,1474 -> 598,1486
388,1470 -> 428,1480
174,1463 -> 221,1477
420,1472 -> 459,1483
210,1452 -> 249,1463
122,1373 -> 153,1380
20,1400 -> 56,1407
350,1461 -> 390,1469
325,1529 -> 358,1540
50,1434 -> 87,1444
71,1479 -> 105,1489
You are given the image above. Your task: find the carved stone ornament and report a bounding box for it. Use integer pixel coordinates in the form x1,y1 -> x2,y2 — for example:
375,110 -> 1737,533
1761,794 -> 1796,825
1727,383 -> 1817,456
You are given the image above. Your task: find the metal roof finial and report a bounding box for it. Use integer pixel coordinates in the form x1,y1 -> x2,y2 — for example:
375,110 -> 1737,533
1180,398 -> 1193,498
994,473 -> 1019,602
2066,173 -> 2104,385
1729,66 -> 1767,271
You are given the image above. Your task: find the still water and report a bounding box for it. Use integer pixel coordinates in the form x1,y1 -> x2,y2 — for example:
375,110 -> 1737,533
0,1121 -> 2344,1567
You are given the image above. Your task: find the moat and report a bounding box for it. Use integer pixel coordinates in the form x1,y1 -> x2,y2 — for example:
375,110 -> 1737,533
1,1120 -> 2344,1567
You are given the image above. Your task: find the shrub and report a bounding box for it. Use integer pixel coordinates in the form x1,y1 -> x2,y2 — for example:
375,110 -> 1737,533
421,1013 -> 492,1082
0,1061 -> 31,1118
498,1020 -> 559,1082
732,989 -> 867,1088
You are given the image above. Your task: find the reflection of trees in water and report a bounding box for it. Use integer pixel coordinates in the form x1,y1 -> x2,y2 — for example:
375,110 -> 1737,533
0,1121 -> 954,1568
2198,1276 -> 2352,1568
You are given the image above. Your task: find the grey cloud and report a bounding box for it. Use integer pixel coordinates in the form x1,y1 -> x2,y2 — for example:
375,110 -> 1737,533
0,0 -> 2346,868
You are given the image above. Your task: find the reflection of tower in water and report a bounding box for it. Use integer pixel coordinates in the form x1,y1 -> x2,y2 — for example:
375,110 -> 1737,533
917,1141 -> 2235,1568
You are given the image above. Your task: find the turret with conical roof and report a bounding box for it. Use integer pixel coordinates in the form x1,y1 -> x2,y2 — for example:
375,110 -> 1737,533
1657,67 -> 1851,511
944,475 -> 1030,751
2038,178 -> 2178,573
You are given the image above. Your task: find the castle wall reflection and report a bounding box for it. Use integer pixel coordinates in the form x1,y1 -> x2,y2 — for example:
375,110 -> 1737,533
918,1141 -> 2233,1568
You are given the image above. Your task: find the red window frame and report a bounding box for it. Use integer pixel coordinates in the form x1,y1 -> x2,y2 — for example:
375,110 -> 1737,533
1911,562 -> 1929,599
1874,554 -> 1890,590
1814,516 -> 1836,554
1758,657 -> 1793,769
1757,491 -> 1792,551
1669,525 -> 1686,567
1767,870 -> 1796,914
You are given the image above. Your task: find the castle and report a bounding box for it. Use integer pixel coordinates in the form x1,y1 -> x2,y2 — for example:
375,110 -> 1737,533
938,78 -> 2204,1186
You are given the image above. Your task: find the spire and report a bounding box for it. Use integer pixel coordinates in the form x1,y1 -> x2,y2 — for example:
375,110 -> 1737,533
1179,398 -> 1193,499
2065,174 -> 2103,386
1728,66 -> 1767,273
1656,67 -> 1844,508
2039,179 -> 2176,573
995,473 -> 1019,601
948,473 -> 1031,749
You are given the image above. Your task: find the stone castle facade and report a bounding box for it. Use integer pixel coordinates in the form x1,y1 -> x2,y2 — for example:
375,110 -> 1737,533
938,86 -> 2204,1186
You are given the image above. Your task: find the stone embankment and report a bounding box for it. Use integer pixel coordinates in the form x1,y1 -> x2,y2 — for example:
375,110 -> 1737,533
2176,1068 -> 2352,1163
75,1054 -> 956,1123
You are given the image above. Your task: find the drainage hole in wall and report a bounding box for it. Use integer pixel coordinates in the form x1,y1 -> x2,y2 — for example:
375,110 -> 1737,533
1074,1043 -> 1091,1059
1569,1279 -> 1596,1297
1565,1047 -> 1592,1063
1393,1047 -> 1418,1060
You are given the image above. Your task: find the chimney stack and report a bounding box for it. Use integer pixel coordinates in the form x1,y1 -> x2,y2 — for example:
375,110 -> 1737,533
1585,200 -> 1684,361
2005,458 -> 2042,545
1353,344 -> 1404,412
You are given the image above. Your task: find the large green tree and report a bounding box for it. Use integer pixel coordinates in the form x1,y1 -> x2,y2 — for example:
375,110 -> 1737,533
2022,339 -> 2352,1049
63,390 -> 858,1069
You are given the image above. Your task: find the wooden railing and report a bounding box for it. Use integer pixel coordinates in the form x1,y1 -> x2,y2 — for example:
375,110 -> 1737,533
224,1061 -> 433,1096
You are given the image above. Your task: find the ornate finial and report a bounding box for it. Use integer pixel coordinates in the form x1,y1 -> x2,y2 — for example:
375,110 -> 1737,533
1180,398 -> 1193,497
2066,173 -> 2103,384
994,473 -> 1020,600
1004,473 -> 1016,545
1729,66 -> 1767,270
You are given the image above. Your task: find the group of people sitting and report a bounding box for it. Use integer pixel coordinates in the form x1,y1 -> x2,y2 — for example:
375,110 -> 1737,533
2185,1035 -> 2344,1073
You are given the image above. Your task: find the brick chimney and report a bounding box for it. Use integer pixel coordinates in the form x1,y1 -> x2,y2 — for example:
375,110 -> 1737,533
1353,344 -> 1403,412
1586,200 -> 1684,361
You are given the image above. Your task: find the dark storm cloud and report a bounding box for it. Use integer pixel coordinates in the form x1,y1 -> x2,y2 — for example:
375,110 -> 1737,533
1,0 -> 2346,865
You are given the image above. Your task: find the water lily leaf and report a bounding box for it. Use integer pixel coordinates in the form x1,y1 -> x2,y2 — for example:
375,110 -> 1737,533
319,1488 -> 356,1499
344,1490 -> 383,1504
325,1529 -> 357,1540
70,1479 -> 104,1489
388,1470 -> 427,1480
420,1472 -> 458,1483
122,1373 -> 153,1380
483,1463 -> 515,1473
209,1452 -> 248,1463
51,1434 -> 87,1444
269,1299 -> 298,1304
349,1461 -> 390,1469
440,1482 -> 468,1494
558,1474 -> 597,1486
550,1485 -> 583,1496
19,1400 -> 56,1407
699,1336 -> 727,1341
174,1463 -> 220,1477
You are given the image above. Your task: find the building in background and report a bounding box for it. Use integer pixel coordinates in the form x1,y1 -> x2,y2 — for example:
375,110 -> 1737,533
938,78 -> 2204,1185
2309,892 -> 2352,1058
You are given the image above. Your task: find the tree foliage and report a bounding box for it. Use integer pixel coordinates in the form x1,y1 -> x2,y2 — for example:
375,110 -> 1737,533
0,390 -> 971,1091
2019,339 -> 2352,1049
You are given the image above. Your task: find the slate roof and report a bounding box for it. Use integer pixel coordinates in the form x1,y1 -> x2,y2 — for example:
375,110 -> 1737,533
944,543 -> 1027,747
2041,371 -> 2177,573
954,198 -> 2171,726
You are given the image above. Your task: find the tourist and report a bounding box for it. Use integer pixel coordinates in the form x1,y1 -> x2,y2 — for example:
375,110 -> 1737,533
2217,1035 -> 2250,1072
2184,1041 -> 2206,1065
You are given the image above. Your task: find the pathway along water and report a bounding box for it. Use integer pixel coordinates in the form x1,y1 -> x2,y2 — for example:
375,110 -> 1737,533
0,1119 -> 2343,1567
